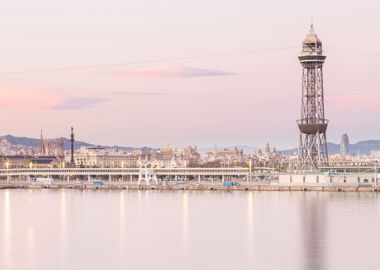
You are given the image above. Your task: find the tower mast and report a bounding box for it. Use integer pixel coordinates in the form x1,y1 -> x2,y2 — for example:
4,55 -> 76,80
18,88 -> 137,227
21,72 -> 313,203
297,24 -> 329,171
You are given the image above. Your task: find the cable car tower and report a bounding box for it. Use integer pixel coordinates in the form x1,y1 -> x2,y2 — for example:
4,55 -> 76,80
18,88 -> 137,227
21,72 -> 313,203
297,24 -> 328,171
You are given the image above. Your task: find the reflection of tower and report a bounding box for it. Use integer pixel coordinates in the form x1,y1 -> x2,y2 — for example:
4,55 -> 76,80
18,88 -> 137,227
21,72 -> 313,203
302,193 -> 326,270
340,134 -> 350,156
297,24 -> 328,171
70,127 -> 75,166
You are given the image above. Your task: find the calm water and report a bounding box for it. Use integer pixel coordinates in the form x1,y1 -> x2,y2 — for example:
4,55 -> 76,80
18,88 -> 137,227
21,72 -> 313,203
0,189 -> 379,270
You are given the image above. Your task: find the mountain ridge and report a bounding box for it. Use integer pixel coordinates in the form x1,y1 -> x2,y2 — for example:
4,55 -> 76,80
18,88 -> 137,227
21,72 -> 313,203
280,140 -> 380,155
1,134 -> 380,155
0,134 -> 153,152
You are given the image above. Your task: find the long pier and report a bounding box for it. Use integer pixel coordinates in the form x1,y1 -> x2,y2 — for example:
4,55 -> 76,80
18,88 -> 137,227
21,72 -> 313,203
0,167 -> 379,192
0,167 -> 253,185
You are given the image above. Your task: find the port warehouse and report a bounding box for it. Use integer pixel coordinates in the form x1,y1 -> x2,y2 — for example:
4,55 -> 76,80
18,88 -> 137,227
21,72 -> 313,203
278,166 -> 379,186
0,167 -> 252,181
0,166 -> 378,186
278,174 -> 377,185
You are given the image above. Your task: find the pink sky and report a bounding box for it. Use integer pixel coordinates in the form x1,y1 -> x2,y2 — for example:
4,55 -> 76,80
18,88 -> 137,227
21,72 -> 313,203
0,0 -> 380,149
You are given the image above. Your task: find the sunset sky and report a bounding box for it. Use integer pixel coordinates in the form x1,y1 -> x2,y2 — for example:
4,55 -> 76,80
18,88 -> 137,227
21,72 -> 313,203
0,0 -> 380,149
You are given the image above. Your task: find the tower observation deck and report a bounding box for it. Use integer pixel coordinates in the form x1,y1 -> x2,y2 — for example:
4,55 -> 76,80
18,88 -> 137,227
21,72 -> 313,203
297,25 -> 328,171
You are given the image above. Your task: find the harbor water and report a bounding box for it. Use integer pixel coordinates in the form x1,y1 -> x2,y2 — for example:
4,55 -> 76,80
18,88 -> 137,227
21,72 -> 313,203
0,190 -> 379,270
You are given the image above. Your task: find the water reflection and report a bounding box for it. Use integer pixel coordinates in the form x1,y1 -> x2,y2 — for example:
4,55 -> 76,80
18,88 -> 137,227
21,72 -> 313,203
60,190 -> 67,235
3,190 -> 11,270
247,192 -> 254,240
119,191 -> 125,240
119,191 -> 126,268
26,226 -> 35,270
60,190 -> 67,265
246,192 -> 254,269
302,193 -> 326,270
182,192 -> 189,254
1,190 -> 379,270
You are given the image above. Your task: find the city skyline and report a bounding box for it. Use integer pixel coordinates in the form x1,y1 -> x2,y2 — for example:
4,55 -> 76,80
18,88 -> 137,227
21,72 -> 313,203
1,3 -> 380,270
1,0 -> 380,148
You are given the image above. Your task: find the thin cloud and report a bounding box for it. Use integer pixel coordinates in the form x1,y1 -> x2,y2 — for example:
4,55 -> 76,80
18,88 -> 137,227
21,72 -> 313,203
0,87 -> 107,111
108,91 -> 174,96
52,97 -> 107,110
0,87 -> 64,110
119,65 -> 234,78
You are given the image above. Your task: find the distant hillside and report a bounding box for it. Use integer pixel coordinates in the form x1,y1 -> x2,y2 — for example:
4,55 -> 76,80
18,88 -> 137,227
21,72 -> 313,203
0,134 -> 93,150
280,140 -> 380,155
0,134 -> 154,152
349,140 -> 380,155
3,134 -> 380,155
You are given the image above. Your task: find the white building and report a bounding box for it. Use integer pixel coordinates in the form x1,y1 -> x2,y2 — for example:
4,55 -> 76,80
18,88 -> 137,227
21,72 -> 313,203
66,146 -> 138,168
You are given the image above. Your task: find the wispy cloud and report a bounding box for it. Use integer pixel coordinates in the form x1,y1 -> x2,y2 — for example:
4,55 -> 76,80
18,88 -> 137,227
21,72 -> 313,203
0,86 -> 107,111
108,91 -> 174,96
119,65 -> 234,78
0,87 -> 63,110
52,97 -> 107,110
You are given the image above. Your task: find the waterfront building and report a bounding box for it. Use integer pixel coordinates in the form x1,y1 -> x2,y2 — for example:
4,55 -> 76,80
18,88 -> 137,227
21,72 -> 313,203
248,144 -> 288,171
147,145 -> 200,168
0,155 -> 60,169
67,146 -> 138,168
202,147 -> 244,167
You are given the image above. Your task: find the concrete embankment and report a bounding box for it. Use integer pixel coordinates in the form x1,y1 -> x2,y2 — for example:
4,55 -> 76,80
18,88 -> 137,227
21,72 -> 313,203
0,182 -> 378,192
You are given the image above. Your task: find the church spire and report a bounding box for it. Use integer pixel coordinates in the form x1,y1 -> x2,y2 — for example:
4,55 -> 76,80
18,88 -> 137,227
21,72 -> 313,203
39,129 -> 45,155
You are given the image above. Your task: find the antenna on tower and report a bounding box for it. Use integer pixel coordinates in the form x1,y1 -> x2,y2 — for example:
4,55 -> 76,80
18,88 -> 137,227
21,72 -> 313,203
309,15 -> 315,34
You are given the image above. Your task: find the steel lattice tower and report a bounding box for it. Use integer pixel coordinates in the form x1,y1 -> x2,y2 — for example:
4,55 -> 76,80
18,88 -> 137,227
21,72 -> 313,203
297,25 -> 328,171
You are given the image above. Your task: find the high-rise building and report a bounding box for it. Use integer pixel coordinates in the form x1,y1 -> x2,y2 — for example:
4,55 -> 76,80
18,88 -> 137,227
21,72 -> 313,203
297,24 -> 329,171
340,134 -> 350,156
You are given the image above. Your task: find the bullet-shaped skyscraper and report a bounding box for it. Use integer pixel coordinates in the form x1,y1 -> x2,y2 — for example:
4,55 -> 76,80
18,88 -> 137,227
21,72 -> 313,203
297,25 -> 329,171
340,134 -> 350,156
